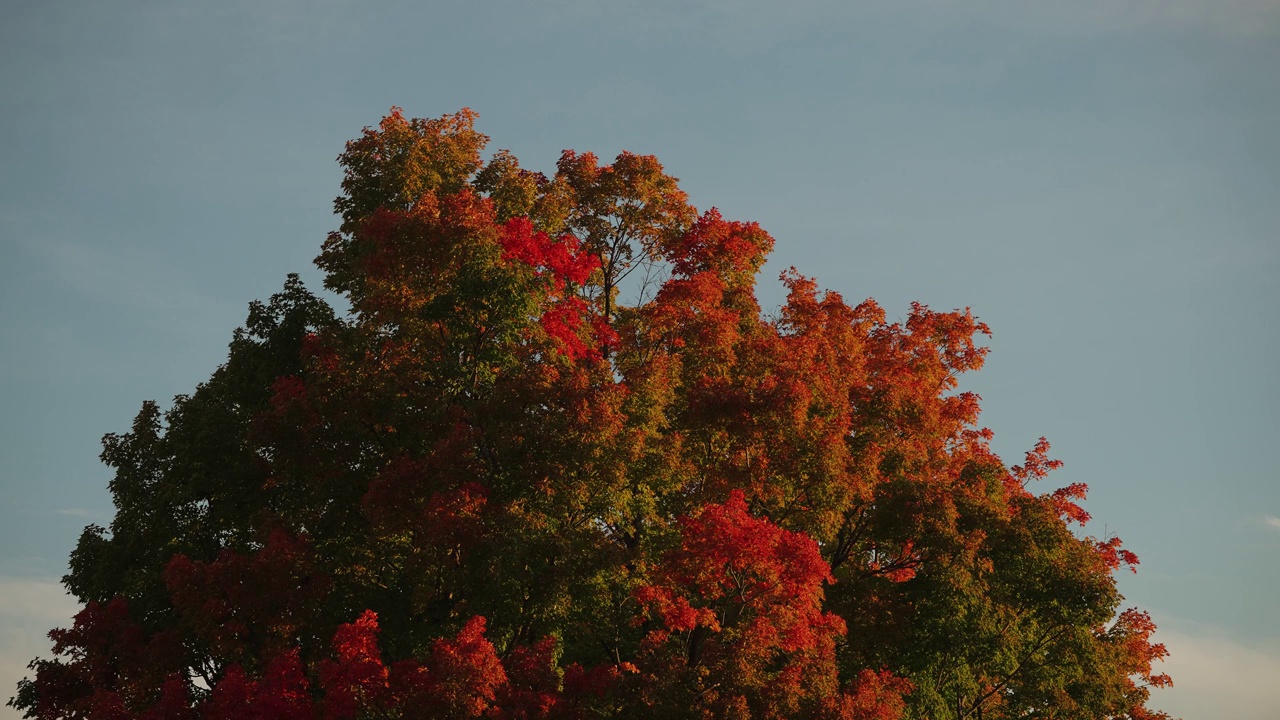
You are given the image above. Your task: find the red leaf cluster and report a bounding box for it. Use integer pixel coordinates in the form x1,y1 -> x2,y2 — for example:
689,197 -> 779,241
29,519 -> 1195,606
163,529 -> 330,661
633,491 -> 870,718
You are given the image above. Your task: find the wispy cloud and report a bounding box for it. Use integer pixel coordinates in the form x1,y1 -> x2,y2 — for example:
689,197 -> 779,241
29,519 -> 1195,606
1264,515 -> 1280,530
13,229 -> 233,339
1,199 -> 233,338
0,577 -> 80,712
53,508 -> 98,519
41,238 -> 225,328
1155,623 -> 1280,720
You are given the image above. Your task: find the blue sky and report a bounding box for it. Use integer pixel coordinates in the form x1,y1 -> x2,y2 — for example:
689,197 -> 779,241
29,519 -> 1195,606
2,1 -> 1277,717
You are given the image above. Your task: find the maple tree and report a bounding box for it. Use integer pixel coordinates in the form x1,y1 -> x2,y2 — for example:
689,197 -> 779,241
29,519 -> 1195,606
11,108 -> 1173,719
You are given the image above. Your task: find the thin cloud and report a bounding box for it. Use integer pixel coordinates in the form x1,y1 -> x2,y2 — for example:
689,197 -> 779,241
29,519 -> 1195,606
1155,624 -> 1280,719
1265,515 -> 1280,529
0,577 -> 80,710
53,508 -> 97,518
18,232 -> 232,338
2,203 -> 231,337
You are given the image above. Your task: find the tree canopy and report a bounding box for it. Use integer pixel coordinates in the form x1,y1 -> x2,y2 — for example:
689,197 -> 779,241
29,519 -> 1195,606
11,108 -> 1173,720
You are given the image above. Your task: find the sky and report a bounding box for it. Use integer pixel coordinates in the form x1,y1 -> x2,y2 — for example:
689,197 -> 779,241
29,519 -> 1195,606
1,1 -> 1277,717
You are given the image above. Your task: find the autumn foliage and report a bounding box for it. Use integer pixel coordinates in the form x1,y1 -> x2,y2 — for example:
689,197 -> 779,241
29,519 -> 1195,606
11,108 -> 1172,719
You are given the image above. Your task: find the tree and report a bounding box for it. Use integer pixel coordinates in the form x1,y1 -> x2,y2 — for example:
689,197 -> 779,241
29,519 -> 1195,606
11,108 -> 1173,720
